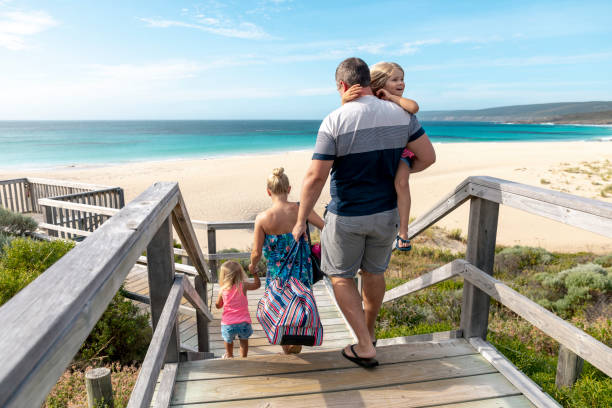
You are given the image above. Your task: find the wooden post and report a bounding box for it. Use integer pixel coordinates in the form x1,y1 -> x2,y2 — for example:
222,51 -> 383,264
147,217 -> 180,363
556,345 -> 584,388
207,227 -> 217,281
460,198 -> 499,339
194,274 -> 210,352
43,205 -> 58,237
85,367 -> 113,408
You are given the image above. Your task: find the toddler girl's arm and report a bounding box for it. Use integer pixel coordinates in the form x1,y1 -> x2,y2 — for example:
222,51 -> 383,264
215,291 -> 223,309
244,271 -> 261,291
376,89 -> 419,114
341,84 -> 362,105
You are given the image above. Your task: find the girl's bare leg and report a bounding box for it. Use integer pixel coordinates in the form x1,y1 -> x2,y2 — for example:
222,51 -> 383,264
239,339 -> 249,357
224,341 -> 234,358
394,161 -> 411,247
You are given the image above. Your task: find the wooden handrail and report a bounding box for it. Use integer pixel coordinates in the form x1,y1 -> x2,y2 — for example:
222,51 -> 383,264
128,275 -> 184,408
407,176 -> 612,240
460,262 -> 612,377
382,259 -> 612,379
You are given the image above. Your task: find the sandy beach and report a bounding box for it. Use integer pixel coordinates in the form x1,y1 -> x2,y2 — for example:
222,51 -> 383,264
2,141 -> 611,254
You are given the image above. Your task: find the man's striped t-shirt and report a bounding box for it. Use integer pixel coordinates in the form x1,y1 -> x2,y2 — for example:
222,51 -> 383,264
313,95 -> 425,217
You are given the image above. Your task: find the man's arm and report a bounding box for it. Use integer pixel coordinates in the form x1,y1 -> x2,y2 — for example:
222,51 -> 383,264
406,133 -> 435,173
292,159 -> 333,240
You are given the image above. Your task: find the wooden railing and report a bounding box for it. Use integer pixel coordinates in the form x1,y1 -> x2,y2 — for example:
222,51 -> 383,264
0,178 -> 31,213
0,182 -> 213,408
380,176 -> 612,405
39,187 -> 124,239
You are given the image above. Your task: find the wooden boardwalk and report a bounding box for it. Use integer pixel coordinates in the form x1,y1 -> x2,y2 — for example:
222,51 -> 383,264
166,338 -> 534,407
123,265 -> 355,357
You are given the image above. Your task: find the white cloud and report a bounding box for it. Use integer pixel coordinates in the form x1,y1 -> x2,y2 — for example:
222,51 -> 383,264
0,10 -> 58,50
399,39 -> 442,55
139,15 -> 272,40
356,43 -> 386,54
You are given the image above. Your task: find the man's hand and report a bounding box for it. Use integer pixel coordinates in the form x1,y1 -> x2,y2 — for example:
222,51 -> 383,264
341,84 -> 362,105
292,221 -> 306,242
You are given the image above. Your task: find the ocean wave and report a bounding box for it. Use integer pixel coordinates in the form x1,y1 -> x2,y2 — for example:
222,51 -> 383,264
595,136 -> 612,141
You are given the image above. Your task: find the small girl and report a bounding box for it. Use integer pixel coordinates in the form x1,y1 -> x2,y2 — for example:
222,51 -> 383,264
341,62 -> 417,251
215,260 -> 260,358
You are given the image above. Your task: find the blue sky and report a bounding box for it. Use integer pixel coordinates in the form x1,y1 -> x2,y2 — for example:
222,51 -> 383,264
1,0 -> 611,119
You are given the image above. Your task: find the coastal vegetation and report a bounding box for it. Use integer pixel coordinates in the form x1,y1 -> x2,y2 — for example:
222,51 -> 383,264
379,237 -> 612,408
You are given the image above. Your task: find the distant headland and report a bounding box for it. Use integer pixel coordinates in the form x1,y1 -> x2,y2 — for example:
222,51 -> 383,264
419,101 -> 612,124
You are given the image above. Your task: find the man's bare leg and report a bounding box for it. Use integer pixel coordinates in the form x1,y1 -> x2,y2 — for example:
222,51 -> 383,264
360,269 -> 386,344
331,276 -> 376,358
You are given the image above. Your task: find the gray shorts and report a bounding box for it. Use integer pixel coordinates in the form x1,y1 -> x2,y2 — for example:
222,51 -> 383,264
321,209 -> 399,278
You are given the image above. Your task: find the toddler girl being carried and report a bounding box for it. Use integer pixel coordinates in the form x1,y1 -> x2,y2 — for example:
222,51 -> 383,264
342,61 -> 418,251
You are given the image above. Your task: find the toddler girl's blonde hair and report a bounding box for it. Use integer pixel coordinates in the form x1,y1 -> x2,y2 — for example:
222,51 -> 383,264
266,167 -> 290,195
370,62 -> 404,94
219,261 -> 248,290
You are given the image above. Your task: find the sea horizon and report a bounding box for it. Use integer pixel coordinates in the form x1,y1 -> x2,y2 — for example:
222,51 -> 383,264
1,120 -> 611,171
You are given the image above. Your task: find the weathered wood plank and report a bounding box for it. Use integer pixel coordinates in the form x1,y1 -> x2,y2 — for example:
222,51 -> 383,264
38,222 -> 92,237
38,198 -> 120,216
155,363 -> 178,408
127,275 -> 184,408
171,195 -> 212,282
182,276 -> 214,322
469,337 -> 561,408
176,338 -> 476,381
462,265 -> 612,378
171,373 -> 524,408
460,198 -> 499,339
0,182 -> 180,408
469,176 -> 612,220
26,177 -> 110,190
469,180 -> 612,239
147,217 -> 180,364
193,274 -> 210,353
172,354 -> 496,404
383,260 -> 466,303
137,256 -> 198,276
376,330 -> 463,346
192,220 -> 254,230
555,345 -> 584,389
407,179 -> 471,239
426,395 -> 534,408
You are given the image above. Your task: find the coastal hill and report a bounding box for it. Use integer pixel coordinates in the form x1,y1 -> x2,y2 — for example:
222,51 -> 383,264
419,101 -> 612,124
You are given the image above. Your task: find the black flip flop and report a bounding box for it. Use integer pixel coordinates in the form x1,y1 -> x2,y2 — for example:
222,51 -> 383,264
341,344 -> 379,369
394,235 -> 412,252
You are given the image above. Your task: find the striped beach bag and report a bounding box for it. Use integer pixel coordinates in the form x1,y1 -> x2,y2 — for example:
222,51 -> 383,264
257,238 -> 324,346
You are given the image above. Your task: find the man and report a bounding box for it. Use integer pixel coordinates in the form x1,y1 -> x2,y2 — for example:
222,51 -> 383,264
292,57 -> 435,368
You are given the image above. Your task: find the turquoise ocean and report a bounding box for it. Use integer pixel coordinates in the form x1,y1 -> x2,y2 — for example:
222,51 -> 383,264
1,120 -> 611,170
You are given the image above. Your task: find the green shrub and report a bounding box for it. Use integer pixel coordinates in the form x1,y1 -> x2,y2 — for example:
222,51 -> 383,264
0,207 -> 38,236
0,232 -> 14,256
594,254 -> 612,268
76,291 -> 151,366
0,238 -> 75,305
536,263 -> 611,317
0,237 -> 151,366
494,245 -> 553,276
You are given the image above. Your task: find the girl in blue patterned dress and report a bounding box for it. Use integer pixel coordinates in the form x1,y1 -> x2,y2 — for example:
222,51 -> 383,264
249,167 -> 324,354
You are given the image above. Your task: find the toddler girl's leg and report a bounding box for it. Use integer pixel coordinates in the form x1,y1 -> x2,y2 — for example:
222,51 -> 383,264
394,160 -> 411,247
239,339 -> 249,357
224,341 -> 234,358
